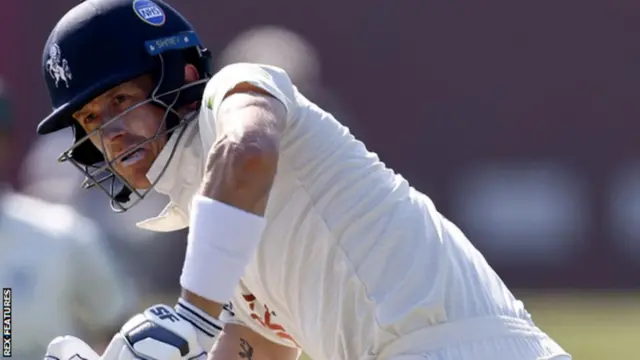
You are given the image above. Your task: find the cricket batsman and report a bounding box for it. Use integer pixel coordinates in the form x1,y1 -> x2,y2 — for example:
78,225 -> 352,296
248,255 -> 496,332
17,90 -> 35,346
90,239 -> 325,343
37,0 -> 571,359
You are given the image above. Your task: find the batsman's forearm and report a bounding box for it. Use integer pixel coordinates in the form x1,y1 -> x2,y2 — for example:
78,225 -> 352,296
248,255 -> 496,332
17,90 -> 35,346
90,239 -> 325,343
181,288 -> 225,320
199,135 -> 278,217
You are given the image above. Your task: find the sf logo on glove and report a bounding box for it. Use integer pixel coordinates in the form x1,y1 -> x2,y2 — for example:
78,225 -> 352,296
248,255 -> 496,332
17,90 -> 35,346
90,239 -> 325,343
122,305 -> 206,360
149,306 -> 181,323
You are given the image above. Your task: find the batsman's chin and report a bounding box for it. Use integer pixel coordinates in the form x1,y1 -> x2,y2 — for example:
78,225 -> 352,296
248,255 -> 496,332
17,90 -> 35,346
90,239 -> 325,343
117,161 -> 155,190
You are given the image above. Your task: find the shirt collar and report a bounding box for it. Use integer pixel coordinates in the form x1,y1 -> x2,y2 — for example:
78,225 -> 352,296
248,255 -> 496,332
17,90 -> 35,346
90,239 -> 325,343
139,115 -> 202,232
146,114 -> 197,195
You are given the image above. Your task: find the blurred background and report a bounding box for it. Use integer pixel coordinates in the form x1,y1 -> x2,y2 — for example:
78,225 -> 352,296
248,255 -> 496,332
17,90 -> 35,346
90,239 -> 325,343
1,1 -> 639,359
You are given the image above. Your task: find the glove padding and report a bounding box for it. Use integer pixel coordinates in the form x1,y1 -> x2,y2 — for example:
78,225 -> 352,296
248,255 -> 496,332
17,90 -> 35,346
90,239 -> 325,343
45,336 -> 100,360
114,304 -> 208,360
45,304 -> 208,360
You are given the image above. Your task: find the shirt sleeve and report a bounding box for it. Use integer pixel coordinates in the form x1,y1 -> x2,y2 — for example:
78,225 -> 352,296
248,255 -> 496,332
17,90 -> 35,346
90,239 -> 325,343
198,63 -> 297,148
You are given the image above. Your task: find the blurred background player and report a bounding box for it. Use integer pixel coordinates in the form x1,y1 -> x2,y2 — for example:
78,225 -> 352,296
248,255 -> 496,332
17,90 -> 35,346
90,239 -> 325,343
0,78 -> 138,360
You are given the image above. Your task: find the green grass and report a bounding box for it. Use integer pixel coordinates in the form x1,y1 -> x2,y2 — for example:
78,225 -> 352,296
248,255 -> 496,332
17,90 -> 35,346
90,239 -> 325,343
519,292 -> 640,360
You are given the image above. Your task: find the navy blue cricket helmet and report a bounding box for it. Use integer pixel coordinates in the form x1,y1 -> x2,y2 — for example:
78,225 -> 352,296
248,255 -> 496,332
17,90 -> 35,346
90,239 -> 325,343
37,0 -> 213,212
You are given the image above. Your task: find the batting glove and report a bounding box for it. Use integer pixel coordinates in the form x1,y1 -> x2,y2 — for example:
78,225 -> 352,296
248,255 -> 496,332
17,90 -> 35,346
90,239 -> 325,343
45,304 -> 221,360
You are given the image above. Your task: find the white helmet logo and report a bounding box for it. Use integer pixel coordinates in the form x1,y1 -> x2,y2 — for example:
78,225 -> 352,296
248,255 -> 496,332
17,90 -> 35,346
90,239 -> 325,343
45,44 -> 73,88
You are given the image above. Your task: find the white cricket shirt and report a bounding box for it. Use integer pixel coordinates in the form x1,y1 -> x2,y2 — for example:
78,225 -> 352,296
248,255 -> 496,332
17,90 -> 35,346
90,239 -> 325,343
138,63 -> 538,359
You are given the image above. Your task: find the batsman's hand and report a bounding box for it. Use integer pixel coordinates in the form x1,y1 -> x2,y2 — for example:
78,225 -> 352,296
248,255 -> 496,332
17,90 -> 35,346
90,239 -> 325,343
45,304 -> 208,360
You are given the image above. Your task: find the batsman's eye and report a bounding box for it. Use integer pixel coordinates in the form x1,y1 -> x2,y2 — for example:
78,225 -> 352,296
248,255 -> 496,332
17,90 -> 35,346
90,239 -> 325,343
82,113 -> 98,125
114,94 -> 128,105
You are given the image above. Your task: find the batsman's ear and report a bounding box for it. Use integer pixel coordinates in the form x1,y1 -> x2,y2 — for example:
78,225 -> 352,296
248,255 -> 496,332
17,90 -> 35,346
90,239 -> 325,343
184,64 -> 199,83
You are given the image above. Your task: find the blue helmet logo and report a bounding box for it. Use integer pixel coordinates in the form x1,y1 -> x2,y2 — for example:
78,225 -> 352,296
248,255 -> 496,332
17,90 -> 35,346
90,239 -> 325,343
133,0 -> 166,27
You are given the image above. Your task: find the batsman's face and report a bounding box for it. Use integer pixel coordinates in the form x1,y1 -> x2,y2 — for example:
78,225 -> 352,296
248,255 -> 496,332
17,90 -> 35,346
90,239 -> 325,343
73,75 -> 167,190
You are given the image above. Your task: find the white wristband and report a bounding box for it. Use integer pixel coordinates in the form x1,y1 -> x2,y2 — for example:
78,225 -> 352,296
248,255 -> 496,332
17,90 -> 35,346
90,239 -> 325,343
180,195 -> 266,304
